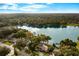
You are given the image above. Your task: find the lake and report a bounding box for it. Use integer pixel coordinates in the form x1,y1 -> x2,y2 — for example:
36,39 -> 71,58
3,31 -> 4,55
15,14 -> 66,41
18,26 -> 79,43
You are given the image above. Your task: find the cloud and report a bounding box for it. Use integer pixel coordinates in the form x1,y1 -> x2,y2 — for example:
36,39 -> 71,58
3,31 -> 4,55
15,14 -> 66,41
0,3 -> 48,13
20,4 -> 47,12
43,10 -> 79,13
25,4 -> 47,9
0,3 -> 18,10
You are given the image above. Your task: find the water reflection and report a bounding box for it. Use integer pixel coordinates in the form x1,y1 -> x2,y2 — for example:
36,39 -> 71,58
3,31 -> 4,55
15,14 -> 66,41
18,26 -> 79,43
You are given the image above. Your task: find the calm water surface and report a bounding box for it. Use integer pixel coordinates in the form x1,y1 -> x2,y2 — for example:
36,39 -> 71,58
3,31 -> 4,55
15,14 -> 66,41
18,26 -> 79,43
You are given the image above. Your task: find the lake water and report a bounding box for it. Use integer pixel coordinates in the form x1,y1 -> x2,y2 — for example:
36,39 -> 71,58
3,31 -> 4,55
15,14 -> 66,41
18,26 -> 79,43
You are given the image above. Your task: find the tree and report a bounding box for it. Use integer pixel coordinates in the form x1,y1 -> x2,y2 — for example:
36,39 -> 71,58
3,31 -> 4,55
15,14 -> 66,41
48,45 -> 54,54
60,46 -> 79,56
14,38 -> 27,50
38,34 -> 51,44
28,43 -> 38,52
58,38 -> 78,56
60,38 -> 77,47
14,30 -> 26,38
77,37 -> 79,41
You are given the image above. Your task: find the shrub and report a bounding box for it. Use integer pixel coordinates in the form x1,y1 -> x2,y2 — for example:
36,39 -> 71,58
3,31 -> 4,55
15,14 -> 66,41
0,46 -> 10,56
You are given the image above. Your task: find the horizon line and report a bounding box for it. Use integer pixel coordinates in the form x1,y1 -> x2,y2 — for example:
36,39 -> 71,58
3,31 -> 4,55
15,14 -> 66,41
0,12 -> 79,14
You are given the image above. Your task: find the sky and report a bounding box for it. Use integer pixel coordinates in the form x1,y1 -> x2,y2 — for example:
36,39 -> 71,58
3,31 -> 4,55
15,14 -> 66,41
0,3 -> 79,13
